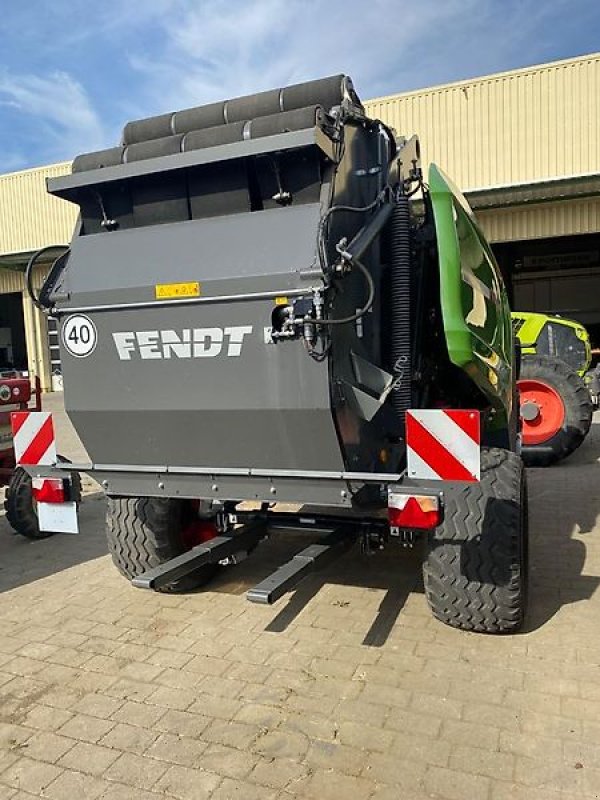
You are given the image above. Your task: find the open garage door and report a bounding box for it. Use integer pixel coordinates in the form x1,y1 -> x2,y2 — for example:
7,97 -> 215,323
513,266 -> 600,328
0,292 -> 27,373
494,233 -> 600,348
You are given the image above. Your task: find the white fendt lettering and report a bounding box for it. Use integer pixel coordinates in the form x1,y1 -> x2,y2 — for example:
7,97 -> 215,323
113,326 -> 253,360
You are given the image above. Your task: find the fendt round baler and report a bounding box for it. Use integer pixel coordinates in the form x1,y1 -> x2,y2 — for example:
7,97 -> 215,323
27,75 -> 527,633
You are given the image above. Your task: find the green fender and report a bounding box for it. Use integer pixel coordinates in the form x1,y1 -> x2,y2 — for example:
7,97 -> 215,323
428,164 -> 514,429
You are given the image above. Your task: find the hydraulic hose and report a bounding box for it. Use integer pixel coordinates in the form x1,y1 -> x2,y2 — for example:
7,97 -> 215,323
315,258 -> 375,325
25,245 -> 69,311
389,193 -> 412,422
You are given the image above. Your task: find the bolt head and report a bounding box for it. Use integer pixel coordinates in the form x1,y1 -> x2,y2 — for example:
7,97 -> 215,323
270,486 -> 277,495
211,484 -> 218,492
340,489 -> 348,499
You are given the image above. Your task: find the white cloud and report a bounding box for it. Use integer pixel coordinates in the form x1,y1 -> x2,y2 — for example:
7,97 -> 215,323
125,0 -> 492,110
0,0 -> 582,170
127,0 -> 575,114
0,70 -> 105,165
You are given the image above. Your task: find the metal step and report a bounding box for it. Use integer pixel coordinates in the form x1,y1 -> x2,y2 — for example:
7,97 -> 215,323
246,527 -> 354,605
131,519 -> 266,590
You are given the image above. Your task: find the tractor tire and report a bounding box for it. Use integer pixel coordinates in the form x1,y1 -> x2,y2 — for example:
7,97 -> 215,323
518,355 -> 592,467
106,496 -> 218,593
423,447 -> 528,634
5,458 -> 82,540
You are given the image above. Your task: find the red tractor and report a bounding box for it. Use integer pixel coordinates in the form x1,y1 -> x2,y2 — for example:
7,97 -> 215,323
0,373 -> 42,484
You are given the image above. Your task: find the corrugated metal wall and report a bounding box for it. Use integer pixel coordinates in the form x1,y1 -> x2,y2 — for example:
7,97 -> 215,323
365,53 -> 600,192
0,162 -> 76,256
0,265 -> 48,294
478,197 -> 600,243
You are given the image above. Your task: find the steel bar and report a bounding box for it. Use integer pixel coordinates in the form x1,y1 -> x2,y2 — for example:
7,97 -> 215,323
132,520 -> 266,590
246,527 -> 353,605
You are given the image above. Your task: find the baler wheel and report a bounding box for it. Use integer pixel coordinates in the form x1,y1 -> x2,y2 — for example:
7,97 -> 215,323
423,447 -> 528,634
106,497 -> 218,593
518,355 -> 592,467
5,457 -> 82,540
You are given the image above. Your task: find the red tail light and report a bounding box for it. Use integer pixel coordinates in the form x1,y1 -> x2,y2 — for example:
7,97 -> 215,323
388,493 -> 441,531
32,478 -> 66,504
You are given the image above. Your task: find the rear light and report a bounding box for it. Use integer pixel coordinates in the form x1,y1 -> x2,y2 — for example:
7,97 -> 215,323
32,478 -> 67,504
0,379 -> 31,404
388,492 -> 442,531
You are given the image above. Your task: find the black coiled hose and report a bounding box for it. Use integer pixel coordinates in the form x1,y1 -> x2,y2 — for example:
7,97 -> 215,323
389,193 -> 412,422
25,245 -> 69,311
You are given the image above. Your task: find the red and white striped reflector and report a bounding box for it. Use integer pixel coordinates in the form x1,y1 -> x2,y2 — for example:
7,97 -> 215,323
406,409 -> 480,482
10,411 -> 57,466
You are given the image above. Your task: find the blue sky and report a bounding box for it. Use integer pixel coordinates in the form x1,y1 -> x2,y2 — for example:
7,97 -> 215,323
0,0 -> 598,172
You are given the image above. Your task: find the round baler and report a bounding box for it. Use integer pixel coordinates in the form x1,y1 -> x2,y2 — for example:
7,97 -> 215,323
31,74 -> 528,633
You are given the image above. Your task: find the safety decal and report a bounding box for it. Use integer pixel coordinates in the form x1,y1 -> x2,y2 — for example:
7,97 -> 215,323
406,409 -> 480,482
11,411 -> 57,466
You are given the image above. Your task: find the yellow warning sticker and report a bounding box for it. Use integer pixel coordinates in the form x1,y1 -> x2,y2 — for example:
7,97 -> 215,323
274,296 -> 289,306
155,282 -> 201,300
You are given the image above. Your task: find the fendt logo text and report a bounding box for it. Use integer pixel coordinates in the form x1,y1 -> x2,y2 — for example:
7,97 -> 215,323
113,327 -> 253,360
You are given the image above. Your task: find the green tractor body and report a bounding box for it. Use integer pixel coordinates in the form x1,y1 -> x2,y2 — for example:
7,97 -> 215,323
512,311 -> 591,377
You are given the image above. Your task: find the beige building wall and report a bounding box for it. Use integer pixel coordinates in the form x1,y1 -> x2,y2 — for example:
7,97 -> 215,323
365,53 -> 600,192
0,162 -> 75,390
477,197 -> 600,243
0,161 -> 76,257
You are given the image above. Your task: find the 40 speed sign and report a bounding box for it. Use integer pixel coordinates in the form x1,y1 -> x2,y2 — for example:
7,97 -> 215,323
62,314 -> 98,358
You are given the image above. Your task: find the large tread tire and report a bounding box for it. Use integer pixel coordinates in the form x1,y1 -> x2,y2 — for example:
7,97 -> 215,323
519,355 -> 592,467
5,459 -> 82,540
423,448 -> 528,634
106,496 -> 218,593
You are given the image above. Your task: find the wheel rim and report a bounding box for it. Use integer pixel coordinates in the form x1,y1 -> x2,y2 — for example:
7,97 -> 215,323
518,378 -> 566,445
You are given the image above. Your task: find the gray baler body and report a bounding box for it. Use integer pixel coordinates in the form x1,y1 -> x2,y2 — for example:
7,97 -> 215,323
47,76 -> 408,508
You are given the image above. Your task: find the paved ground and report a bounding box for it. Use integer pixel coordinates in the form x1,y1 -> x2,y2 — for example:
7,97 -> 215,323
0,396 -> 600,799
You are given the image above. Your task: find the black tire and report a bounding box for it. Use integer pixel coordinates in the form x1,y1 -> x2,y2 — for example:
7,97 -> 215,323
4,458 -> 82,540
423,447 -> 528,634
519,355 -> 592,467
106,496 -> 218,593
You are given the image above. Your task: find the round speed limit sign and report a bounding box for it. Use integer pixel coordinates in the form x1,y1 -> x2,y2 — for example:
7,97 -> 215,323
62,314 -> 98,358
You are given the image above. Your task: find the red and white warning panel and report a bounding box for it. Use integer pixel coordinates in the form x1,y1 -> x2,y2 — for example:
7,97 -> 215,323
406,409 -> 480,482
10,411 -> 78,534
11,411 -> 57,466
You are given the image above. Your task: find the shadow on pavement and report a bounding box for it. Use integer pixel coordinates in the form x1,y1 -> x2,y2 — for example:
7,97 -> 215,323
211,529 -> 424,646
0,491 -> 108,594
523,424 -> 600,630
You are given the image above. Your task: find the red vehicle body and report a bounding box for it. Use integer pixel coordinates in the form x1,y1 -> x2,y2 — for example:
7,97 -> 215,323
0,374 -> 42,487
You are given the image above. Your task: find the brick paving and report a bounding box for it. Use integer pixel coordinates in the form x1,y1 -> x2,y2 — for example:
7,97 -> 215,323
0,397 -> 599,798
